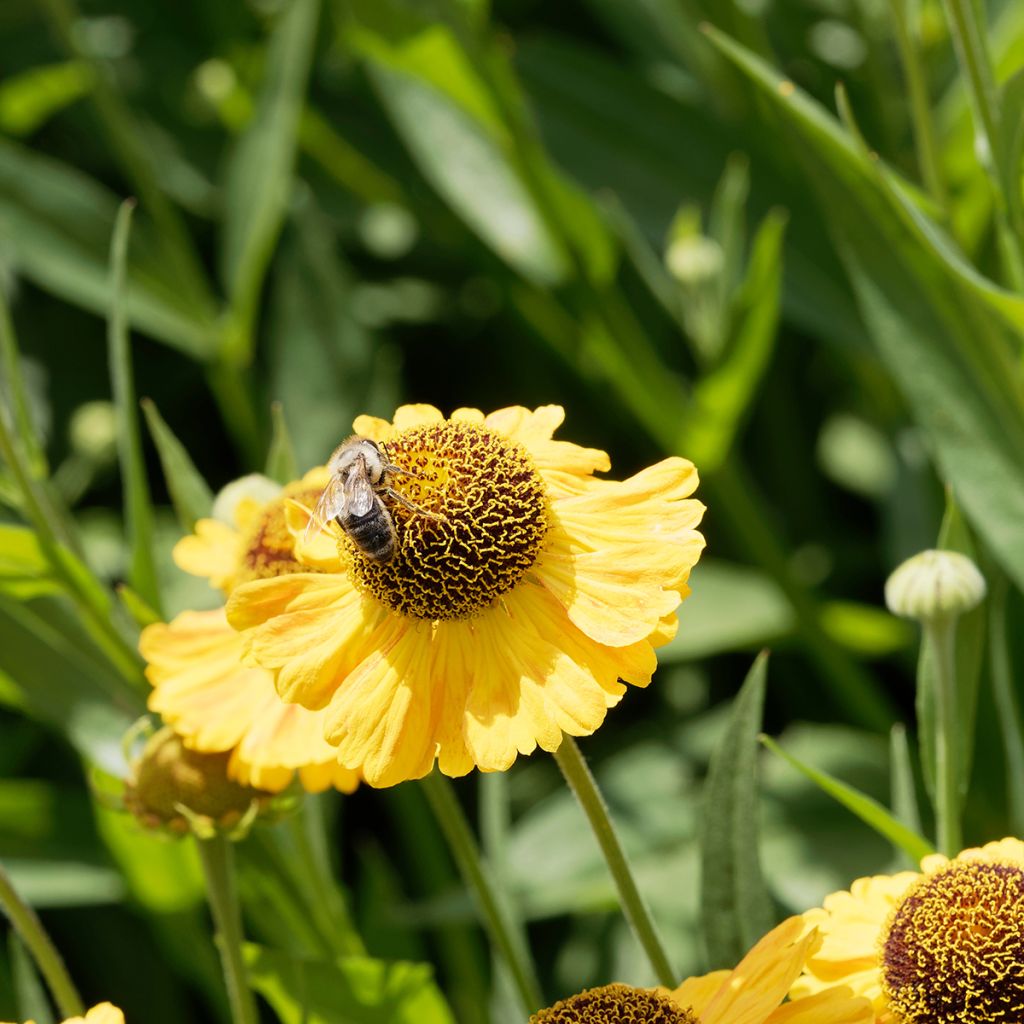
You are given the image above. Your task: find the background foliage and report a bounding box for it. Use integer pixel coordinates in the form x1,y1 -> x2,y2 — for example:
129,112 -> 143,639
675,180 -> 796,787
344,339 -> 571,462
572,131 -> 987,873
1,0 -> 1023,1021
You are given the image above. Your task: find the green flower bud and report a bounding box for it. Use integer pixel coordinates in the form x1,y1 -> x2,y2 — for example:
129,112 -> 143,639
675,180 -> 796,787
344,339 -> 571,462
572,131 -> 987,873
884,549 -> 986,623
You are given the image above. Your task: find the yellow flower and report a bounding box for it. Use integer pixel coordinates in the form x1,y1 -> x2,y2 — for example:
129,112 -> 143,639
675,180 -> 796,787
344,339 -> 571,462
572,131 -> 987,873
226,404 -> 705,787
530,917 -> 872,1023
792,837 -> 1024,1022
3,1005 -> 124,1024
140,468 -> 360,794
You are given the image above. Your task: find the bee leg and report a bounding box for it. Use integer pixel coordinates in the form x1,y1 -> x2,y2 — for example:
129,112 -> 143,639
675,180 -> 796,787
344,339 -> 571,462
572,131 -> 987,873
381,488 -> 444,520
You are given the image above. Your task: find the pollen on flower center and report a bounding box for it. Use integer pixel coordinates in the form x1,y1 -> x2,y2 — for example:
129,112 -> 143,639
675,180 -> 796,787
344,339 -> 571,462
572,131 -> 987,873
881,860 -> 1024,1023
238,487 -> 321,585
344,421 -> 549,621
529,984 -> 698,1024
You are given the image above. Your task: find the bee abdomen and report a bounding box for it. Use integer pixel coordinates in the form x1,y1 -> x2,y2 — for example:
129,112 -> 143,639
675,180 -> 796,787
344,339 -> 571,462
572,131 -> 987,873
343,508 -> 396,562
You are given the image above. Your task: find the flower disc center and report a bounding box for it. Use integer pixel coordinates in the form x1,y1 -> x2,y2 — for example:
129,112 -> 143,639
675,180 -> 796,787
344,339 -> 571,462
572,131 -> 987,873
881,860 -> 1024,1023
238,486 -> 322,586
345,422 -> 549,621
529,984 -> 697,1024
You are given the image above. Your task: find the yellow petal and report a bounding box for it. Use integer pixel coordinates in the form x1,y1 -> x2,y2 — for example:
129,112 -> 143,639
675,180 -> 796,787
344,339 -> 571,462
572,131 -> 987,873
671,971 -> 731,1016
172,518 -> 241,591
283,499 -> 345,571
392,404 -> 445,430
228,574 -> 386,709
450,407 -> 485,423
766,987 -> 874,1024
323,616 -> 437,787
701,918 -> 818,1024
484,405 -> 611,476
350,415 -> 394,442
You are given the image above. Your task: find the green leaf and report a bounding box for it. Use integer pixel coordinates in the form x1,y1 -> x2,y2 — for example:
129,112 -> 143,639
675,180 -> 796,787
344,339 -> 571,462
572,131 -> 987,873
346,3 -> 570,285
0,138 -> 219,358
244,946 -> 457,1024
678,209 -> 785,471
141,399 -> 214,533
9,933 -> 55,1024
0,60 -> 94,137
760,734 -> 934,863
2,859 -> 125,908
220,0 -> 320,358
700,651 -> 775,968
108,201 -> 160,614
660,560 -> 792,662
0,525 -> 60,598
704,27 -> 1024,596
889,724 -> 923,868
265,402 -> 299,484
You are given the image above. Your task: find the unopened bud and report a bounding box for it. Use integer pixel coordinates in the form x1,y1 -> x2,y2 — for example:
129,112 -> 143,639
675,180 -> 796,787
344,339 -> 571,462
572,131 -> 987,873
69,401 -> 117,463
665,235 -> 724,286
884,549 -> 986,623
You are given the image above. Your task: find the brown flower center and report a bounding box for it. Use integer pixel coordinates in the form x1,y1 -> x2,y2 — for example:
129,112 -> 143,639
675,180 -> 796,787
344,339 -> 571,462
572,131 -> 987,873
530,984 -> 697,1024
881,860 -> 1024,1023
345,422 -> 549,621
236,486 -> 322,585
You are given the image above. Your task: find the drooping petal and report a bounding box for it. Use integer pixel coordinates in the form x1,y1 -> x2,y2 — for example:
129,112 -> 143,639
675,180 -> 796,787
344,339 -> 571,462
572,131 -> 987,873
670,972 -> 730,1017
172,518 -> 241,590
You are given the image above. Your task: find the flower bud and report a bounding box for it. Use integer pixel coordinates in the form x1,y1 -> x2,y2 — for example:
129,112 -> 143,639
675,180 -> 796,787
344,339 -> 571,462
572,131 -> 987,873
884,549 -> 986,623
124,726 -> 272,838
665,235 -> 724,287
69,401 -> 117,463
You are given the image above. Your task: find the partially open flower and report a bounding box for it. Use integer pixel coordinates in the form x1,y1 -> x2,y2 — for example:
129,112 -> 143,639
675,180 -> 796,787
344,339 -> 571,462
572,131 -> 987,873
530,918 -> 872,1024
792,837 -> 1024,1022
124,726 -> 273,838
140,467 -> 360,794
226,404 -> 705,787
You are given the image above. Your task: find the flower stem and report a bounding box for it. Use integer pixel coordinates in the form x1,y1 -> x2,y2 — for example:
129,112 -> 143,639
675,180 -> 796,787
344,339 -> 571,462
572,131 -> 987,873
553,737 -> 677,987
0,861 -> 84,1019
196,836 -> 259,1024
419,772 -> 542,1016
925,616 -> 963,856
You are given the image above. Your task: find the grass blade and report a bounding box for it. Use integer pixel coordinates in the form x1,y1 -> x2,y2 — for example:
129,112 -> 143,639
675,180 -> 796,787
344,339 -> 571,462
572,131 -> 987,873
141,399 -> 214,533
700,651 -> 775,968
761,734 -> 934,864
107,200 -> 160,614
265,402 -> 299,484
889,725 -> 923,869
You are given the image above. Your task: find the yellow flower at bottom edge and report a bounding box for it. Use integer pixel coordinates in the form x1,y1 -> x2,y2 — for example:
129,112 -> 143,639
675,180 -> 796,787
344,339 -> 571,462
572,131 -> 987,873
3,1004 -> 124,1024
791,836 -> 1024,1023
225,404 -> 706,788
530,917 -> 873,1023
139,468 -> 359,794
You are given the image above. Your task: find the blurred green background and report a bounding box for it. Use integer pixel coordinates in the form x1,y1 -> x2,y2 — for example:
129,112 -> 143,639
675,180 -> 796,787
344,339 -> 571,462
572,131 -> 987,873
3,0 -> 1024,1020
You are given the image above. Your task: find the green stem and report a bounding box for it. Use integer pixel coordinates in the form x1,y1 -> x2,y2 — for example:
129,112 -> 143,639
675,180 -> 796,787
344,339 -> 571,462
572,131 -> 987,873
988,573 -> 1024,835
886,0 -> 950,219
419,773 -> 542,1016
0,861 -> 84,1019
196,836 -> 260,1024
924,616 -> 962,856
552,737 -> 676,988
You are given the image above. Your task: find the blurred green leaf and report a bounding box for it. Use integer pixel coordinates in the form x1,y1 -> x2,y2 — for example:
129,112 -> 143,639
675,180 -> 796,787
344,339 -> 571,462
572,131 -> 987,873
141,399 -> 214,533
0,60 -> 93,136
761,734 -> 934,863
345,2 -> 570,285
220,0 -> 320,359
679,210 -> 785,471
0,526 -> 60,599
2,859 -> 125,908
116,584 -> 161,629
9,933 -> 55,1024
0,138 -> 219,358
244,945 -> 457,1024
108,201 -> 160,614
700,651 -> 774,968
0,594 -> 144,775
705,27 -> 1024,596
661,560 -> 792,662
818,601 -> 913,657
265,402 -> 299,484
890,724 -> 923,868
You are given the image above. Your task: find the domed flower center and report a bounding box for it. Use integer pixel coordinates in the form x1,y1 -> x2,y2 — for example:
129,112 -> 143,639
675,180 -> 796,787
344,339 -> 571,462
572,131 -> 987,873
344,421 -> 549,621
529,984 -> 697,1024
237,487 -> 322,586
881,860 -> 1024,1023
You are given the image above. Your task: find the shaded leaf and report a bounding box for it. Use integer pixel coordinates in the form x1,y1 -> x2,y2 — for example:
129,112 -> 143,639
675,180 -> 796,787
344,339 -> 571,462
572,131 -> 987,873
265,402 -> 299,484
700,652 -> 775,967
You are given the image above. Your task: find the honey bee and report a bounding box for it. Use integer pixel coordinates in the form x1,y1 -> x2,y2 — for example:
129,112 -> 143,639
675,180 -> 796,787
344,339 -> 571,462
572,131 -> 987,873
304,436 -> 435,562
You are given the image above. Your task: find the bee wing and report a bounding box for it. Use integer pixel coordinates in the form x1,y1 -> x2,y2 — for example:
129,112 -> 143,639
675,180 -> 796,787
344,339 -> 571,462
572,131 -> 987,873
303,476 -> 348,542
344,469 -> 375,517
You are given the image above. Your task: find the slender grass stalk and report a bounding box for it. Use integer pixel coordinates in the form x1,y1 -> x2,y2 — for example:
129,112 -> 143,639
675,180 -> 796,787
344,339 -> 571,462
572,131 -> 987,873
0,861 -> 84,1019
553,737 -> 677,988
196,836 -> 260,1024
419,772 -> 542,1017
885,0 -> 950,219
924,616 -> 963,856
988,573 -> 1024,835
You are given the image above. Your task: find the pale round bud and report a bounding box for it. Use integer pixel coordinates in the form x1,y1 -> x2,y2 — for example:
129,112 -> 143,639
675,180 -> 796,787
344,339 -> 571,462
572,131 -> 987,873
884,549 -> 986,623
69,400 -> 117,462
665,235 -> 724,286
